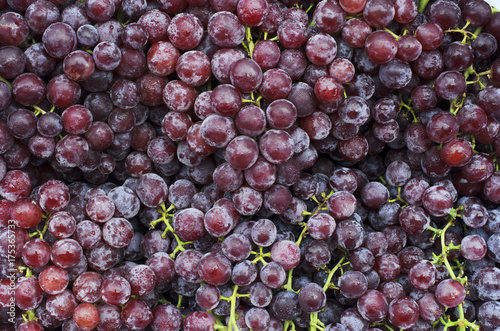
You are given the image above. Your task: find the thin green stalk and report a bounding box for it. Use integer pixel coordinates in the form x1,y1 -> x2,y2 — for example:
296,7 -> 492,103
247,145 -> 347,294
419,0 -> 430,12
0,76 -> 11,89
323,255 -> 347,292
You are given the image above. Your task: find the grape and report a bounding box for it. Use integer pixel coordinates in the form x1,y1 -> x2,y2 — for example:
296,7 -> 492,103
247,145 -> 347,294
478,301 -> 500,331
418,293 -> 445,323
15,276 -> 43,310
388,297 -> 419,329
314,0 -> 346,34
357,290 -> 388,322
340,308 -> 370,331
435,279 -> 466,308
151,304 -> 182,331
461,234 -> 487,261
260,262 -> 286,289
408,260 -> 436,290
198,253 -> 231,286
232,260 -> 257,286
230,58 -> 263,93
271,240 -> 301,271
122,299 -> 154,329
297,283 -> 326,313
42,22 -> 77,59
339,270 -> 368,299
327,191 -> 357,220
46,289 -> 78,321
168,13 -> 203,50
184,311 -> 216,331
472,267 -> 500,301
415,23 -> 443,51
0,2 -> 496,329
73,303 -> 100,330
365,31 -> 397,64
196,284 -> 220,310
207,11 -> 244,48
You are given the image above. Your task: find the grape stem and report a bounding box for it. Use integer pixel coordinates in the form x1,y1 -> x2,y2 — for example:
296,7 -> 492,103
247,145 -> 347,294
245,26 -> 255,59
427,208 -> 480,331
310,313 -> 326,331
221,285 -> 242,331
150,203 -> 192,259
399,95 -> 419,123
383,28 -> 399,40
388,187 -> 408,206
282,269 -> 296,292
0,76 -> 11,89
22,310 -> 36,322
33,105 -> 46,116
250,246 -> 270,265
322,254 -> 347,292
418,0 -> 430,13
284,320 -> 296,331
29,213 -> 50,239
295,222 -> 308,247
158,293 -> 171,305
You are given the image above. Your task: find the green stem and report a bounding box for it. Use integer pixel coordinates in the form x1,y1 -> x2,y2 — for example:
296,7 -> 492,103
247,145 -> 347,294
158,293 -> 170,304
33,105 -> 46,116
22,310 -> 36,322
30,215 -> 49,239
0,76 -> 11,89
295,223 -> 307,247
227,286 -> 240,331
283,269 -> 295,292
284,321 -> 296,331
250,246 -> 270,265
245,26 -> 255,58
310,313 -> 326,331
151,203 -> 192,259
418,0 -> 430,12
383,28 -> 399,40
439,221 -> 457,280
323,255 -> 347,292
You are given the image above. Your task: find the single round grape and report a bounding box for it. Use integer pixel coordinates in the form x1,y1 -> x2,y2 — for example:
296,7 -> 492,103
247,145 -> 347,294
416,293 -> 445,323
472,267 -> 500,301
298,283 -> 327,313
42,22 -> 77,59
339,270 -> 368,299
357,289 -> 389,323
314,0 -> 346,34
184,311 -> 216,331
415,23 -> 443,51
435,279 -> 466,308
388,297 -> 419,329
327,191 -> 357,220
207,11 -> 245,48
461,234 -> 487,261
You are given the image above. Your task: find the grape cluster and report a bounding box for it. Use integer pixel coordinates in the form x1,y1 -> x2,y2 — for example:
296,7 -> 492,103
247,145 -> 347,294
0,0 -> 500,330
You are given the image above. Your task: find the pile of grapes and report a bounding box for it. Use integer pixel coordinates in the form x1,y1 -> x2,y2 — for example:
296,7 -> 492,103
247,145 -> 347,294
1,0 -> 500,330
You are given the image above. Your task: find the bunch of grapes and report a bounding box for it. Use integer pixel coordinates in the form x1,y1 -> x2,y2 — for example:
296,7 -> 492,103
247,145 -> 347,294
0,0 -> 500,330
